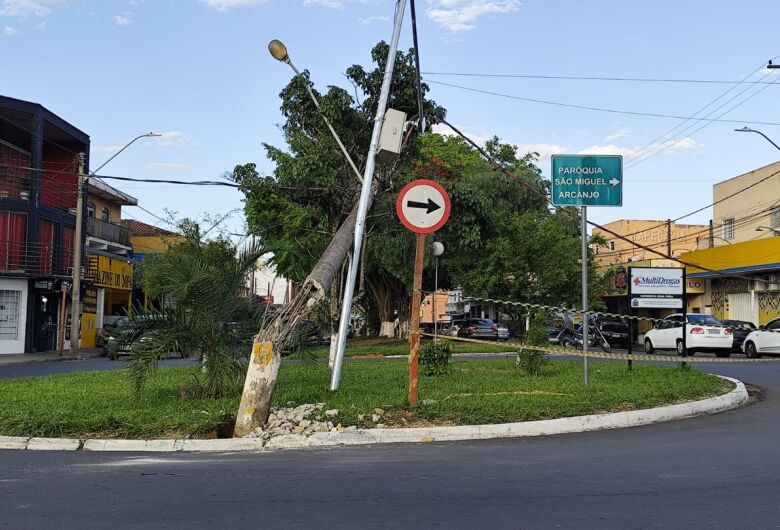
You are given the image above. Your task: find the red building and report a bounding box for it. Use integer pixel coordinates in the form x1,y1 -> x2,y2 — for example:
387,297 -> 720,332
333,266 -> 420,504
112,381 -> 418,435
0,95 -> 88,354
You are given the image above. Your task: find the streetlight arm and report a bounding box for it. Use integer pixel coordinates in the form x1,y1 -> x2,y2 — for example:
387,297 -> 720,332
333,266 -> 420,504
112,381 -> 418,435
90,132 -> 160,176
285,61 -> 364,184
752,130 -> 780,152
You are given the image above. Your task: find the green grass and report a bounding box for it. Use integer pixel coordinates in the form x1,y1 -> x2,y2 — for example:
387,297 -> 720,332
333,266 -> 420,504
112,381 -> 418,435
302,337 -> 512,358
0,360 -> 728,439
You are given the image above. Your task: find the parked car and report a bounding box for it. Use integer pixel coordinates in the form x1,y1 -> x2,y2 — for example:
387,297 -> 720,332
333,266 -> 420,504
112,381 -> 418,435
742,317 -> 780,358
457,318 -> 510,341
97,316 -> 129,357
592,315 -> 630,348
721,319 -> 757,352
643,313 -> 733,357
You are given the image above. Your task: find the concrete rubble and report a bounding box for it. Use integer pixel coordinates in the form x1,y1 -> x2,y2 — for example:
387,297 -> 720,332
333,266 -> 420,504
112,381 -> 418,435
249,403 -> 357,440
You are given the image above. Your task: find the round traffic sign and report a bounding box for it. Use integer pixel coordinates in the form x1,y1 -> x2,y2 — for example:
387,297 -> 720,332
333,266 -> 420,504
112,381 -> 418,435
395,179 -> 451,234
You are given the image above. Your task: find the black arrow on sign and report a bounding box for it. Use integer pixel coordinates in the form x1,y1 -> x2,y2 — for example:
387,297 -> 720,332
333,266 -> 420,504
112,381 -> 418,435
407,198 -> 441,214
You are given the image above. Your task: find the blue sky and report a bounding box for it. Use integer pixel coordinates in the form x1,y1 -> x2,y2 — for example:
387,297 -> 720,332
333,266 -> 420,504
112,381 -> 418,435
2,0 -> 780,239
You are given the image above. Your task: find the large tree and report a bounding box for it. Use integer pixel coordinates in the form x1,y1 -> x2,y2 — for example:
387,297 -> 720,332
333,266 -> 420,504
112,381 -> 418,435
235,42 -> 445,336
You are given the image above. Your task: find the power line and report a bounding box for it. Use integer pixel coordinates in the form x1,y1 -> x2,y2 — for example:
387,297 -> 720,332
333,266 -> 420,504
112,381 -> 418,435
95,174 -> 240,188
0,163 -> 239,187
626,70 -> 778,167
438,117 -> 775,286
427,80 -> 780,126
421,71 -> 780,85
594,167 -> 780,243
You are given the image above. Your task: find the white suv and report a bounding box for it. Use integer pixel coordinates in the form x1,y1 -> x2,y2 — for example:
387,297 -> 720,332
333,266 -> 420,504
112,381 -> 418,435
742,317 -> 780,358
643,314 -> 734,357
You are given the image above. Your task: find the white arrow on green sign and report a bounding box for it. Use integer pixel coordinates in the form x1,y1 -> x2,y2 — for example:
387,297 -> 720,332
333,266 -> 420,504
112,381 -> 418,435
551,154 -> 623,207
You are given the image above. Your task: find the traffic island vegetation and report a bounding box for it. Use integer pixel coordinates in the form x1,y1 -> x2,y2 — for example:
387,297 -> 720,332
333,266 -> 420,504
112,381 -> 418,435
302,337 -> 511,358
0,360 -> 729,440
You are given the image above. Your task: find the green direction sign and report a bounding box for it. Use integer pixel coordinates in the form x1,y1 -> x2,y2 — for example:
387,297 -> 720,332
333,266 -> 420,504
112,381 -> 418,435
551,155 -> 623,207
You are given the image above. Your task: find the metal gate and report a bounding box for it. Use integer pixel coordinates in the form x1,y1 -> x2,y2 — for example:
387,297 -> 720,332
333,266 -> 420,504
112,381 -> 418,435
727,292 -> 756,324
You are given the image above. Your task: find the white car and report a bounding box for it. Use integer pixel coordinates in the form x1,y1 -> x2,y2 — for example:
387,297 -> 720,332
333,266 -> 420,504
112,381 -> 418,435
742,317 -> 780,358
643,314 -> 734,357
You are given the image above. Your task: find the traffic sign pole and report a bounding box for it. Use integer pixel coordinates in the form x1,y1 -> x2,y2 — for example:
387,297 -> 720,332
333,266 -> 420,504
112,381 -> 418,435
395,178 -> 451,406
581,206 -> 589,389
409,233 -> 425,406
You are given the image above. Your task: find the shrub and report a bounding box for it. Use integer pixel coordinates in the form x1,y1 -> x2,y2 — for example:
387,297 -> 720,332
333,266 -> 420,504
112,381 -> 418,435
420,340 -> 453,376
516,313 -> 550,376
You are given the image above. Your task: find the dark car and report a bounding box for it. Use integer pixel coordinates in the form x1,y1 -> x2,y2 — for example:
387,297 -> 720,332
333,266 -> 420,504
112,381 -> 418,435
721,319 -> 757,352
458,318 -> 510,340
592,316 -> 630,348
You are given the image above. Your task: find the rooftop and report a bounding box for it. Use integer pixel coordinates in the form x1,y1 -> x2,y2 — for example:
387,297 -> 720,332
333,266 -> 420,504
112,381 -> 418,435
121,219 -> 177,237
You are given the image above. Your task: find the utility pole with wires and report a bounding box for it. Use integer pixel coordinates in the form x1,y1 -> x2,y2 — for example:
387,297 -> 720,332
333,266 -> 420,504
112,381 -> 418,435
68,153 -> 85,357
67,132 -> 159,357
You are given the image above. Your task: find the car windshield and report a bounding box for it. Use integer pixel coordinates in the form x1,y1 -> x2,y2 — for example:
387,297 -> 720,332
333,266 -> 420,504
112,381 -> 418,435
726,321 -> 756,330
475,319 -> 494,326
687,315 -> 720,326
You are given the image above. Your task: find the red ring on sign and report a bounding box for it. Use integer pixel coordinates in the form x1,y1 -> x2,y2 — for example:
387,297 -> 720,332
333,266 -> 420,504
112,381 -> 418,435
395,178 -> 451,234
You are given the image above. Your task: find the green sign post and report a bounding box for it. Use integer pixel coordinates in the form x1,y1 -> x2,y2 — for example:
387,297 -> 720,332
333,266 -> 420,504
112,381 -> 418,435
550,154 -> 623,389
551,154 -> 623,207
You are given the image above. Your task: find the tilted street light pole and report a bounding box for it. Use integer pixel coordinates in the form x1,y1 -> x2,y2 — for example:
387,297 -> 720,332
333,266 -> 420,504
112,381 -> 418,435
69,132 -> 160,357
268,39 -> 364,184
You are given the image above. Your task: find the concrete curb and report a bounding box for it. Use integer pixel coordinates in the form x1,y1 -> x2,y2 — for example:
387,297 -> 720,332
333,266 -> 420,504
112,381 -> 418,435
0,376 -> 748,453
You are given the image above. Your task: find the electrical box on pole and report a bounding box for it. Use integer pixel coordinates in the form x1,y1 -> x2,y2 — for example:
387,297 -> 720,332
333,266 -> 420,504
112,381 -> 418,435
377,109 -> 407,163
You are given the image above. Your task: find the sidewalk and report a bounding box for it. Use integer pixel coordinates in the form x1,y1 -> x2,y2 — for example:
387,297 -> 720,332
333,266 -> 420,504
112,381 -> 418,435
0,348 -> 104,366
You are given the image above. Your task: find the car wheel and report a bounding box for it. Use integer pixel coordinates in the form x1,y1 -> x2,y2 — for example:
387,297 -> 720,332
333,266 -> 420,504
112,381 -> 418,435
676,340 -> 687,356
745,341 -> 761,359
644,339 -> 654,355
715,351 -> 731,358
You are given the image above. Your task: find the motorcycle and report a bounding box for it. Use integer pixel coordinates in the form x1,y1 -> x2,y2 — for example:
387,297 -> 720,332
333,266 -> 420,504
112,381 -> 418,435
555,313 -> 612,353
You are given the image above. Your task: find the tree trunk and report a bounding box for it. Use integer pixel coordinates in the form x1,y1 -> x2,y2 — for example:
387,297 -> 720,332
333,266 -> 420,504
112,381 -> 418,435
234,191 -> 371,437
366,273 -> 409,338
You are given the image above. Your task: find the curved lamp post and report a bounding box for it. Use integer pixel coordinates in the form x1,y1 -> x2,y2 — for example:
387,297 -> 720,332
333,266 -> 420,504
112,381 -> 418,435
268,39 -> 363,183
756,226 -> 780,236
734,127 -> 780,152
69,132 -> 160,357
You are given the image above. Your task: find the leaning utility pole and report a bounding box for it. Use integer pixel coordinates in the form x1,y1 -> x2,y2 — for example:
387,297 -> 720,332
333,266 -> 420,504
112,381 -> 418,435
330,0 -> 408,391
69,153 -> 85,357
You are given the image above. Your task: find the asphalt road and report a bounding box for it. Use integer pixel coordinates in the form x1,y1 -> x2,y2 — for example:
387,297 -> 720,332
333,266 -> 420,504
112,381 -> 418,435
1,361 -> 779,528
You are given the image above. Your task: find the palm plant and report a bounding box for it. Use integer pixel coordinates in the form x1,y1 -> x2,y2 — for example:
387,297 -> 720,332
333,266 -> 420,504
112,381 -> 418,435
120,237 -> 263,397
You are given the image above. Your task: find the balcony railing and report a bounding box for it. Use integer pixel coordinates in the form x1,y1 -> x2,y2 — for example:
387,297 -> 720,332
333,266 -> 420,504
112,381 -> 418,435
86,217 -> 131,247
0,240 -> 73,276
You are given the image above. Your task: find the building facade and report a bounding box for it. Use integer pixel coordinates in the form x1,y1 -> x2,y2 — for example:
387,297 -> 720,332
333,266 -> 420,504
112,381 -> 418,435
704,161 -> 780,247
592,219 -> 708,268
681,162 -> 780,326
81,177 -> 137,348
1,95 -> 87,354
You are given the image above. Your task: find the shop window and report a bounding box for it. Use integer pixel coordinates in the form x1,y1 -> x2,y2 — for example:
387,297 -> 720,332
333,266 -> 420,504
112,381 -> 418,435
0,290 -> 21,340
722,218 -> 735,240
0,212 -> 27,271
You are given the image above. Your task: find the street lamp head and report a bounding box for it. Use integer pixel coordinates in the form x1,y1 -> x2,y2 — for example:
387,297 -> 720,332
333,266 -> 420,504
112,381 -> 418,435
268,40 -> 289,63
735,127 -> 755,133
432,241 -> 444,257
147,132 -> 162,137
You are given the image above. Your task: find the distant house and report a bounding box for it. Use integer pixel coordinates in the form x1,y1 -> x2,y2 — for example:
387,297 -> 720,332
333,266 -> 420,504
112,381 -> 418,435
121,219 -> 184,311
121,219 -> 181,261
